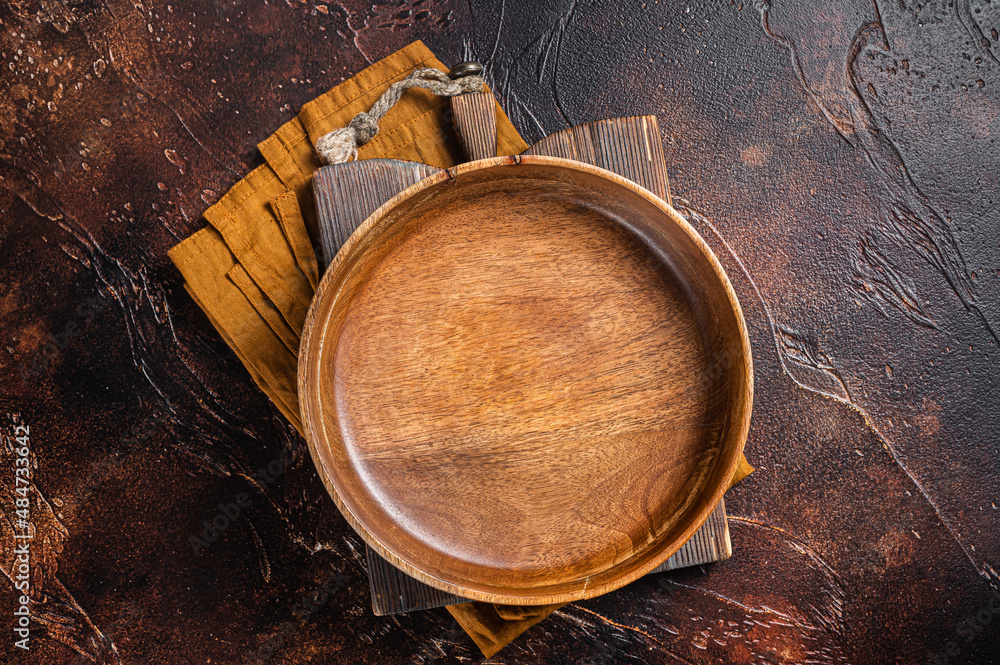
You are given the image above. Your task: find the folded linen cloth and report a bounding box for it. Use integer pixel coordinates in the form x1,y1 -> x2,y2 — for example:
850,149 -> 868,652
170,40 -> 527,431
169,39 -> 752,657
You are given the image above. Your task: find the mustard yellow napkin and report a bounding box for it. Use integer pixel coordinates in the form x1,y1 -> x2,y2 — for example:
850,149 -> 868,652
169,41 -> 527,430
169,40 -> 752,657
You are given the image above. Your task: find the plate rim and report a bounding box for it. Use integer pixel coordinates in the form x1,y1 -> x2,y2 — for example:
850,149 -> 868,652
298,154 -> 754,605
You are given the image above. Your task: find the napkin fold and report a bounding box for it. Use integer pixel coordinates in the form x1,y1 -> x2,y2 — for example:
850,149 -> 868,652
169,40 -> 752,657
170,40 -> 527,432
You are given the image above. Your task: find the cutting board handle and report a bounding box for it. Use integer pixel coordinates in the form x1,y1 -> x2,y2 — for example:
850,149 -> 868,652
448,63 -> 497,162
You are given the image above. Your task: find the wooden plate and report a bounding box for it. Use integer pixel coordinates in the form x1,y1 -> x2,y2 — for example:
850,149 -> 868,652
299,155 -> 752,605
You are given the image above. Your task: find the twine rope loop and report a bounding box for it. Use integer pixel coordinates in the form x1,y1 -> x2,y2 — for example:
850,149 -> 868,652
315,67 -> 484,165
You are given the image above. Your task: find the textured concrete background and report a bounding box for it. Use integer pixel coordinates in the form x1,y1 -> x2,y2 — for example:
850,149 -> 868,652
1,0 -> 999,663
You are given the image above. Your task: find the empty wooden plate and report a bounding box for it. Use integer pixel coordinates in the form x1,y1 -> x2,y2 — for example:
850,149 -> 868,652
299,155 -> 752,605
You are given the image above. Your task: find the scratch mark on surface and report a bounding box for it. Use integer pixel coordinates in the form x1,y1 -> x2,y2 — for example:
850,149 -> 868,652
955,0 -> 1000,65
146,82 -> 245,178
754,0 -> 856,143
248,522 -> 272,583
561,606 -> 697,664
674,198 -> 987,581
0,160 -> 64,221
760,2 -> 996,347
664,580 -> 816,631
729,516 -> 846,588
488,0 -> 507,69
852,227 -> 937,328
510,90 -> 547,138
757,3 -> 995,348
549,0 -> 580,127
775,324 -> 852,402
328,3 -> 374,65
846,23 -> 976,304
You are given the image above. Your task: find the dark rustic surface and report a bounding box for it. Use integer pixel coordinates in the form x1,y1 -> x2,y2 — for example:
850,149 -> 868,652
1,0 -> 998,663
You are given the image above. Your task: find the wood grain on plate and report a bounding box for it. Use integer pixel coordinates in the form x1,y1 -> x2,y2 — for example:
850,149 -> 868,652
300,152 -> 752,605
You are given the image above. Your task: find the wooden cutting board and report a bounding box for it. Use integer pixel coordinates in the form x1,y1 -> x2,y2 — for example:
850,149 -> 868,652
311,115 -> 739,614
